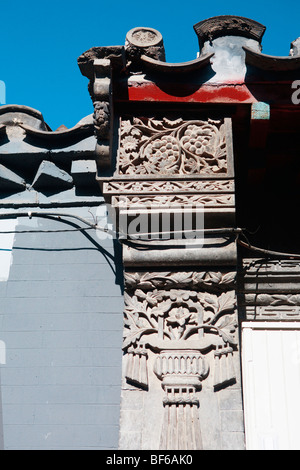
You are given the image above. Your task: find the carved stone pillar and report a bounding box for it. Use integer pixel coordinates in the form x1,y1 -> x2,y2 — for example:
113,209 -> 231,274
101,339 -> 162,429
98,112 -> 244,449
79,26 -> 245,450
121,268 -> 238,449
155,351 -> 205,450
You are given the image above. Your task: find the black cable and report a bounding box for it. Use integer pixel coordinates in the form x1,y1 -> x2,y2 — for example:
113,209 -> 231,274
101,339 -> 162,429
1,209 -> 300,259
0,210 -> 115,236
237,238 -> 300,260
0,227 -> 95,234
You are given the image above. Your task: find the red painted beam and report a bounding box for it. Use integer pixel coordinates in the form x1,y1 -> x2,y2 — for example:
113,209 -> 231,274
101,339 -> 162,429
126,82 -> 254,103
114,79 -> 299,106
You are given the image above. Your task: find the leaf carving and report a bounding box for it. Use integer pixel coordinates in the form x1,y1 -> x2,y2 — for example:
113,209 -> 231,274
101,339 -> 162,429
207,272 -> 222,284
218,291 -> 236,314
151,299 -> 172,318
123,326 -> 157,350
218,328 -> 237,346
170,272 -> 193,285
221,272 -> 236,284
124,272 -> 139,288
124,294 -> 147,315
202,294 -> 219,312
215,315 -> 237,345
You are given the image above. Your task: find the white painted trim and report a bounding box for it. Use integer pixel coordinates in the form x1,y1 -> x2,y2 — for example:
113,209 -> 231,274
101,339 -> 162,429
242,322 -> 300,449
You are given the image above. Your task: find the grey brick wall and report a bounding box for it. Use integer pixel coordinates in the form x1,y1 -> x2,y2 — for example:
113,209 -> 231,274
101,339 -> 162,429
0,210 -> 124,449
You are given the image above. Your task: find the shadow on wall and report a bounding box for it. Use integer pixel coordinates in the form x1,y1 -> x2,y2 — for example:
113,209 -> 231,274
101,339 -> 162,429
6,215 -> 124,292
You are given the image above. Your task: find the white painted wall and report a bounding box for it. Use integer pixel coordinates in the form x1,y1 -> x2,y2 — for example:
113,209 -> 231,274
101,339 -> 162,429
0,218 -> 17,365
0,219 -> 17,282
242,322 -> 300,450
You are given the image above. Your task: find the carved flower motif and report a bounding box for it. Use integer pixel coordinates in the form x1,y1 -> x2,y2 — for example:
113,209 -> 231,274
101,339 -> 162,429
161,182 -> 175,191
131,182 -> 144,191
121,120 -> 133,135
165,297 -> 199,340
122,135 -> 139,152
167,306 -> 192,326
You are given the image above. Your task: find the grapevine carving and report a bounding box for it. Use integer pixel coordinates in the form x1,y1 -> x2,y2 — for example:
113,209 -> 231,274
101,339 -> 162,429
119,117 -> 228,175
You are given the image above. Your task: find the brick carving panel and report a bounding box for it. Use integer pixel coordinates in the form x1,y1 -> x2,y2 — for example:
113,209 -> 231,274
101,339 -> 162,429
241,259 -> 300,321
122,269 -> 238,449
118,117 -> 230,176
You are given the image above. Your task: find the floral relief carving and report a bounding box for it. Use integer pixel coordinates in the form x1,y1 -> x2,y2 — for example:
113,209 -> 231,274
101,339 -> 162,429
245,293 -> 300,306
122,269 -> 238,450
118,117 -> 228,175
124,270 -> 236,291
123,286 -> 237,357
112,193 -> 234,207
104,179 -> 234,193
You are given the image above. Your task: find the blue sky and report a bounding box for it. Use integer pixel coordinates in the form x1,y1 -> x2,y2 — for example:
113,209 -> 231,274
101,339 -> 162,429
0,0 -> 299,130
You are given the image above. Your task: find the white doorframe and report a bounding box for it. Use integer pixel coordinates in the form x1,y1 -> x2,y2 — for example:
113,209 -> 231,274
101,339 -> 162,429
242,322 -> 300,450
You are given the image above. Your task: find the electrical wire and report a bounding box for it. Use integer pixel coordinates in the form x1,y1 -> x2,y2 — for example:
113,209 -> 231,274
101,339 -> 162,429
0,211 -> 115,236
0,211 -> 119,277
0,227 -> 95,234
118,227 -> 242,240
0,211 -> 242,238
0,210 -> 300,260
0,211 -> 98,228
237,238 -> 300,260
